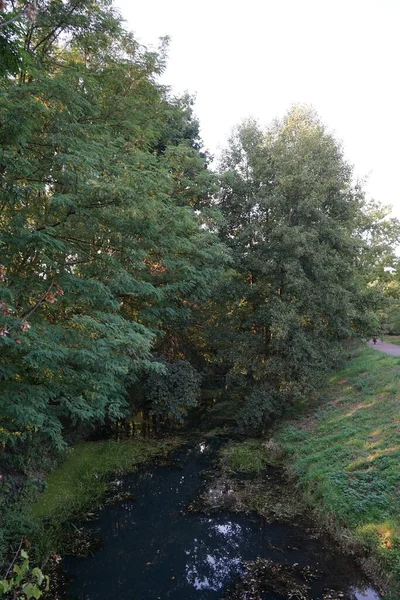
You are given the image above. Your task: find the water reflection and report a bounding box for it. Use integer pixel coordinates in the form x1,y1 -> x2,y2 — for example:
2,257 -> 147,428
353,589 -> 381,600
185,520 -> 245,591
63,442 -> 381,600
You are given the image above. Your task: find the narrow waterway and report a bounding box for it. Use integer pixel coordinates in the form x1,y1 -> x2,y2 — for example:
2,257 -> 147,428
63,438 -> 381,600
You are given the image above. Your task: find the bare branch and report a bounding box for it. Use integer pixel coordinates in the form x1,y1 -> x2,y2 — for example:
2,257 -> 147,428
0,9 -> 24,29
4,537 -> 26,580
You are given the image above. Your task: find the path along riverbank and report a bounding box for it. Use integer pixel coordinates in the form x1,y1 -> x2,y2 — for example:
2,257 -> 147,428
367,339 -> 400,357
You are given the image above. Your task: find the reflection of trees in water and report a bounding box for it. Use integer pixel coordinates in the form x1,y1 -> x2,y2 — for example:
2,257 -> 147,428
111,502 -> 138,536
185,518 -> 247,591
351,588 -> 381,600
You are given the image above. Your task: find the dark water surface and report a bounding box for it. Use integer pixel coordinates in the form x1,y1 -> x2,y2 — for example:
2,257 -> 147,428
63,439 -> 380,600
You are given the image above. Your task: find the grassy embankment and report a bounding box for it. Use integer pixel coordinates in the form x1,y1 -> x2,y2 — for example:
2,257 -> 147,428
275,346 -> 400,597
29,437 -> 179,559
383,335 -> 400,346
219,347 -> 400,598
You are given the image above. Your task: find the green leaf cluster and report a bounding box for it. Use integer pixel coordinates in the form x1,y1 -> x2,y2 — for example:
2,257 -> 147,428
141,359 -> 202,422
0,547 -> 49,599
0,0 -> 227,448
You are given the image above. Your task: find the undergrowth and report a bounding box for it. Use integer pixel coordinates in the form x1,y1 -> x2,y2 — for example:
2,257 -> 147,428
220,439 -> 268,473
275,346 -> 400,598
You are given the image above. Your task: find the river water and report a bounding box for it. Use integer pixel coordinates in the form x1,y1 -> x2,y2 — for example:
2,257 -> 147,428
62,438 -> 381,600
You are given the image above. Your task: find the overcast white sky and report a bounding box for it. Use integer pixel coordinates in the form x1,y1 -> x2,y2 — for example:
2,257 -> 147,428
115,0 -> 400,216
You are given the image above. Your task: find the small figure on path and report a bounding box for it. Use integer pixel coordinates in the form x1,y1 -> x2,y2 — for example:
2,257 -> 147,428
369,337 -> 400,356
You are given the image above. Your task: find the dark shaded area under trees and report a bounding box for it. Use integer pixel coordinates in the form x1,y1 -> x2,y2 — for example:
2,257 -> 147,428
1,0 -> 400,586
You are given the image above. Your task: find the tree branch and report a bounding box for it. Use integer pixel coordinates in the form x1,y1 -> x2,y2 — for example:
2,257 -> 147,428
0,10 -> 23,29
0,1 -> 37,30
32,0 -> 81,52
4,537 -> 25,580
33,200 -> 119,233
34,207 -> 75,231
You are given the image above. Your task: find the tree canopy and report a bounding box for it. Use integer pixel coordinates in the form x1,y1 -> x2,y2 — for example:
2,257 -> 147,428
0,0 -> 228,448
212,107 -> 396,427
0,2 -> 399,448
2,4 -> 400,596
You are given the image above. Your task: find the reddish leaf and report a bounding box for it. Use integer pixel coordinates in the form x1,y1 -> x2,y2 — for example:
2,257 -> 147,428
21,320 -> 31,332
0,301 -> 12,314
45,292 -> 56,303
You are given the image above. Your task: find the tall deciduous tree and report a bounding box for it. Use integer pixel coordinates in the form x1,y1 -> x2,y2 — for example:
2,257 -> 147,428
0,0 -> 228,447
215,106 -> 394,427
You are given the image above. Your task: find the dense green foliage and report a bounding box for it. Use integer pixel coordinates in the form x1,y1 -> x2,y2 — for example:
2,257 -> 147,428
383,307 -> 400,334
0,0 -> 227,450
379,267 -> 400,335
1,3 -> 397,448
212,108 -> 396,427
1,1 -> 400,593
141,360 -> 202,422
0,545 -> 49,599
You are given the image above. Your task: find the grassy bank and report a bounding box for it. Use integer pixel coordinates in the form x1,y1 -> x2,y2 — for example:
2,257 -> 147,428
382,335 -> 400,346
32,437 -> 178,519
27,437 -> 180,561
274,347 -> 400,598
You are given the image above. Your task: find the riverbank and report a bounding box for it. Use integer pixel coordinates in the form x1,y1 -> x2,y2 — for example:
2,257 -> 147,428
32,437 -> 180,521
33,436 -> 181,562
0,435 -> 181,584
55,435 -> 381,600
272,346 -> 400,599
2,346 -> 397,598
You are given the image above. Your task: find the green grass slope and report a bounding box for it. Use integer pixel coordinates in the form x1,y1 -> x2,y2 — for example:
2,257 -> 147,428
32,438 -> 178,520
275,347 -> 400,596
27,437 -> 179,562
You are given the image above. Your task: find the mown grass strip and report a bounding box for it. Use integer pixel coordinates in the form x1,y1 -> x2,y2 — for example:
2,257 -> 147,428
275,347 -> 400,597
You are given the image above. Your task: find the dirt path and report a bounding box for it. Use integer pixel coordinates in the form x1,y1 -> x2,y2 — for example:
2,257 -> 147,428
368,339 -> 400,357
